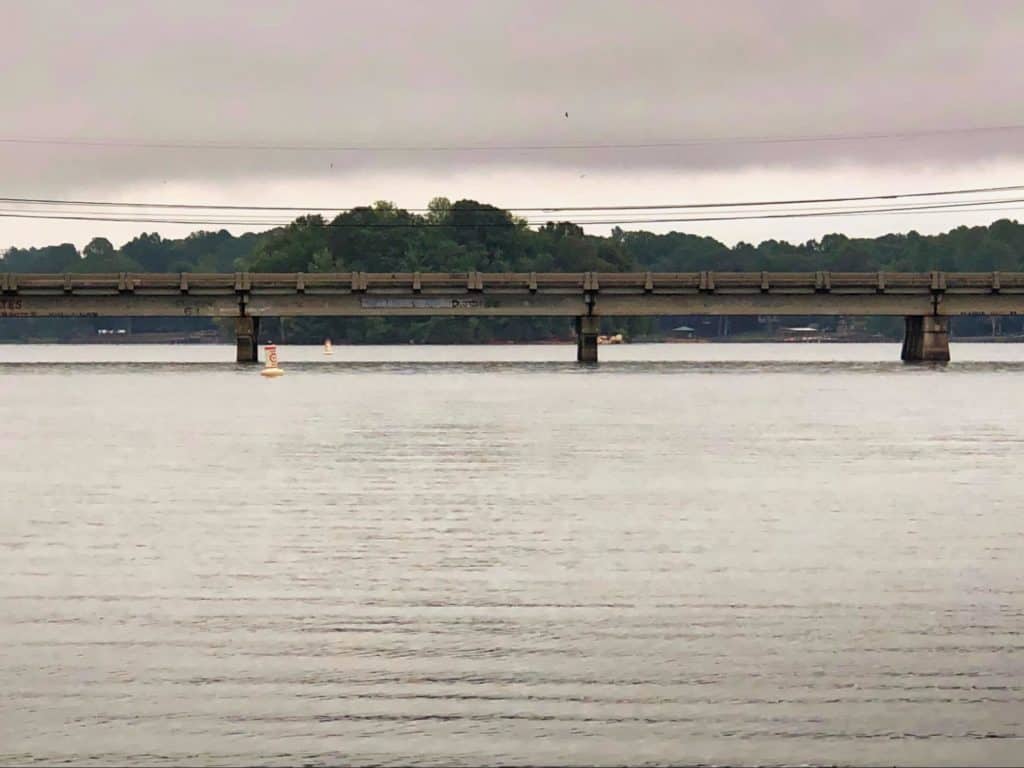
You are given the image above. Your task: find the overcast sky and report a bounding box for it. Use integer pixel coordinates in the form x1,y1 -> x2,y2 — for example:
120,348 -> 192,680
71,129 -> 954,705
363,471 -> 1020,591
3,0 -> 1024,250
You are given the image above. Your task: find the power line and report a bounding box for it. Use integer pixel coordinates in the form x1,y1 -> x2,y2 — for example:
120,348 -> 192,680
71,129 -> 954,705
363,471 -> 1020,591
1,184 -> 1023,214
0,207 -> 298,225
1,123 -> 1023,153
543,199 -> 1024,226
556,196 -> 1024,221
1,197 -> 1021,228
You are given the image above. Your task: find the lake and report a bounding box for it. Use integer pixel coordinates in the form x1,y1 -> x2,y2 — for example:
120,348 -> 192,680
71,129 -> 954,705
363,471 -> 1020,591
2,343 -> 1023,766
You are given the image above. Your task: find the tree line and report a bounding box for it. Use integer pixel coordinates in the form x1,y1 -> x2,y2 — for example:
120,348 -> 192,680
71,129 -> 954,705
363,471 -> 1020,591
3,198 -> 1023,342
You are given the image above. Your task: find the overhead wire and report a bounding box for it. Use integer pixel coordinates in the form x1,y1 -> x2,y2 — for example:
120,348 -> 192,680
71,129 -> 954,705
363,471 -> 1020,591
0,122 -> 1023,153
1,184 -> 1024,213
1,195 -> 1023,228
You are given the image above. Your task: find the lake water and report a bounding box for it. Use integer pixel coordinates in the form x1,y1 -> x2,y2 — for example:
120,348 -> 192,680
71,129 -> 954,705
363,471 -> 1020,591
2,343 -> 1023,766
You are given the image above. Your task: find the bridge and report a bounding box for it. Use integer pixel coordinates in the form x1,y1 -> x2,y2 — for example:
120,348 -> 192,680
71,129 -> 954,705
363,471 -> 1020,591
2,270 -> 1022,363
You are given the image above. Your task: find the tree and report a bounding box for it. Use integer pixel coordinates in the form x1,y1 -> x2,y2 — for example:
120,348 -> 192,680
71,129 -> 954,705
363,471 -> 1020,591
247,216 -> 329,272
426,196 -> 452,224
326,205 -> 425,272
121,233 -> 172,272
83,237 -> 114,261
1,243 -> 80,272
78,237 -> 137,272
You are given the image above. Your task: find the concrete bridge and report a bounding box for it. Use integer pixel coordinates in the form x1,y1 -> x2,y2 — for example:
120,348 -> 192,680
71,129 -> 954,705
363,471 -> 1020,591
2,270 -> 1022,363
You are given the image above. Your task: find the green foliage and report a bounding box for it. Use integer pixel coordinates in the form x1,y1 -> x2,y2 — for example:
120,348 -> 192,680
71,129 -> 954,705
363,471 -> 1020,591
247,216 -> 329,272
2,243 -> 80,272
77,237 -> 138,272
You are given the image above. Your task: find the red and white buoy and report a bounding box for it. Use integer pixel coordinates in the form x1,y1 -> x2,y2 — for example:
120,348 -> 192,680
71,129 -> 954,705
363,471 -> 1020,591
260,343 -> 284,377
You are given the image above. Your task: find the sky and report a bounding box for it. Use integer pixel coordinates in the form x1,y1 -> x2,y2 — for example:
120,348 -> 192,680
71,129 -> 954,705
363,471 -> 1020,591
3,0 -> 1024,250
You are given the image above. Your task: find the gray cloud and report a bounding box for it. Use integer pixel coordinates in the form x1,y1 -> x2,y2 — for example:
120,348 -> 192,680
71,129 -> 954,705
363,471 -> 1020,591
2,0 -> 1023,191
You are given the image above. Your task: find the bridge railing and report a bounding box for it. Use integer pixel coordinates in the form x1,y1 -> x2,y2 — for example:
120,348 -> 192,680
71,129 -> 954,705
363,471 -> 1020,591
3,271 -> 1024,295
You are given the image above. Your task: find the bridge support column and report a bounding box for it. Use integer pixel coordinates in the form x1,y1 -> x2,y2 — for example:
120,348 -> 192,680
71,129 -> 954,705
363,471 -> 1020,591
901,315 -> 949,363
236,316 -> 260,363
576,316 -> 599,363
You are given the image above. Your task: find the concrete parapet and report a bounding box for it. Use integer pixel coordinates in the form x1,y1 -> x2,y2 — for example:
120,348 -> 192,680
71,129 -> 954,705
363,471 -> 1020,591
576,316 -> 599,363
901,315 -> 950,363
236,316 -> 260,363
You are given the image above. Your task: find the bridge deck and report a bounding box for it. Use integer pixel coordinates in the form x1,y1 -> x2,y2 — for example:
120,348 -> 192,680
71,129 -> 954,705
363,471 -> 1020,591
1,271 -> 1022,317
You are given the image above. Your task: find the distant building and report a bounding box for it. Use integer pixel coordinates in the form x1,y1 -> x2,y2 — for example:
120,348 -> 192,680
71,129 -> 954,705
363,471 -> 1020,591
782,325 -> 821,342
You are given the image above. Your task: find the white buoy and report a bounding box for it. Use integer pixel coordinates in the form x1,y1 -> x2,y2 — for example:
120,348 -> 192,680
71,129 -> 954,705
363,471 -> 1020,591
260,343 -> 284,378
324,338 -> 333,355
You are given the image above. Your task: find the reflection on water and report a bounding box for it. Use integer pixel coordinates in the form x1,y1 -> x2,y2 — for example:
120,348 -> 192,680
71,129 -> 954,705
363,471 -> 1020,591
1,344 -> 1023,766
6,360 -> 1024,377
2,340 -> 1024,364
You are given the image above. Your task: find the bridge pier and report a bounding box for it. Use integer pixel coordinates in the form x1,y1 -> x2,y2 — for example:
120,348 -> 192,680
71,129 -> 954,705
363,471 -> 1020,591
901,315 -> 950,363
576,316 -> 599,363
236,316 -> 260,363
